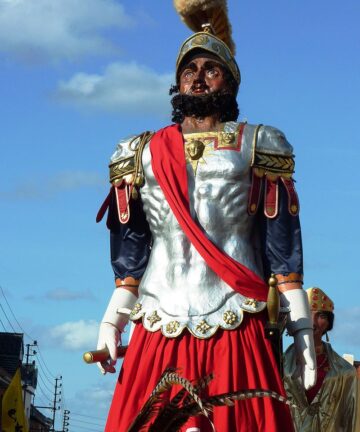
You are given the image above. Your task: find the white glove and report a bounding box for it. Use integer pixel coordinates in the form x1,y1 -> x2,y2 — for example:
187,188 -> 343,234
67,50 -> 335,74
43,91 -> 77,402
281,289 -> 316,390
97,288 -> 137,375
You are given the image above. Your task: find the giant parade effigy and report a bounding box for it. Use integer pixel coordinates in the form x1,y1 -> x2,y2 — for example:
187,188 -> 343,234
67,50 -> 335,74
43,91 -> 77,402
86,1 -> 357,431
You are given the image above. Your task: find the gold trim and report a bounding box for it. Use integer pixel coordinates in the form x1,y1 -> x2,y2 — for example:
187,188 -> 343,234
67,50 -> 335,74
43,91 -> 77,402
109,156 -> 135,184
183,124 -> 243,174
109,131 -> 153,185
184,137 -> 213,174
251,124 -> 263,167
131,303 -> 263,339
253,151 -> 295,175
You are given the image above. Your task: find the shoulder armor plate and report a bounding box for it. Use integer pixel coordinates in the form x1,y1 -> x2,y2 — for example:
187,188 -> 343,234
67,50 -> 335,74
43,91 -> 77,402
252,125 -> 295,176
109,131 -> 154,185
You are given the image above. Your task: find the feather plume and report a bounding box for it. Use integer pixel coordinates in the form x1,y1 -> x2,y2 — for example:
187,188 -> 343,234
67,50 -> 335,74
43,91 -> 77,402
148,374 -> 214,432
128,368 -> 297,432
128,368 -> 210,432
173,0 -> 235,54
127,368 -> 177,432
161,388 -> 297,431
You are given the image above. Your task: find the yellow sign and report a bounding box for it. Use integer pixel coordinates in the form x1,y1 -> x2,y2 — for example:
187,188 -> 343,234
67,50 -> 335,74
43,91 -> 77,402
1,368 -> 29,432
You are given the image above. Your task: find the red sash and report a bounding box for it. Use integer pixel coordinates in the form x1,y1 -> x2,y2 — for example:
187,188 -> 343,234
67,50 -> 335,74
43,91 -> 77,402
150,124 -> 268,301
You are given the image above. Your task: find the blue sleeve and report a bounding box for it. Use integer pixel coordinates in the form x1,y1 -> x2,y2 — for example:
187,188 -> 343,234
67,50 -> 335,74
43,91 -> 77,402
107,189 -> 152,280
259,180 -> 303,279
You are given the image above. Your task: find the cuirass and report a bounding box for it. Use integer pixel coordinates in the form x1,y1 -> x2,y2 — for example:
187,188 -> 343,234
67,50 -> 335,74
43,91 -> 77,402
130,122 -> 266,338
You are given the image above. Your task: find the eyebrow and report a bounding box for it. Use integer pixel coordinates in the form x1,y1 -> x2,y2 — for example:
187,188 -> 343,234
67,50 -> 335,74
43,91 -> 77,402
182,60 -> 223,72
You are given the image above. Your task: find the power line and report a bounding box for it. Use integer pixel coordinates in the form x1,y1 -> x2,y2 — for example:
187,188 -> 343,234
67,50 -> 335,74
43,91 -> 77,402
0,284 -> 57,381
70,423 -> 103,432
34,394 -> 51,408
0,302 -> 17,332
0,316 -> 7,331
36,357 -> 56,387
0,285 -> 57,384
0,285 -> 33,338
37,380 -> 54,403
71,418 -> 104,427
36,345 -> 57,379
71,412 -> 105,421
37,371 -> 54,394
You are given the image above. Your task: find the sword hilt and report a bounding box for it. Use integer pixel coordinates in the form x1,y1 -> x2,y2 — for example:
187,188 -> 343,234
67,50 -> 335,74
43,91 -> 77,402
83,345 -> 128,364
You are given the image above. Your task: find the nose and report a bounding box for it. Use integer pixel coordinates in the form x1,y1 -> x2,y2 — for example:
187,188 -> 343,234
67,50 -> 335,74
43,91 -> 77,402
193,68 -> 206,83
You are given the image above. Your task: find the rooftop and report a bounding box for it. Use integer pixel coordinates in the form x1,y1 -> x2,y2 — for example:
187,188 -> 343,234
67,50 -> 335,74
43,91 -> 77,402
0,332 -> 24,377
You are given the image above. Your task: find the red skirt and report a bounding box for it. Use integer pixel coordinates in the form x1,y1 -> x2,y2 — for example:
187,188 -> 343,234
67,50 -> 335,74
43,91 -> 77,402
105,312 -> 294,432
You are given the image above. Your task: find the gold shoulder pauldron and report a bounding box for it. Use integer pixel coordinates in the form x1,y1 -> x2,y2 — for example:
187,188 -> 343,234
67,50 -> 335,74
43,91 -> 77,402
252,150 -> 295,178
109,131 -> 154,186
248,125 -> 298,218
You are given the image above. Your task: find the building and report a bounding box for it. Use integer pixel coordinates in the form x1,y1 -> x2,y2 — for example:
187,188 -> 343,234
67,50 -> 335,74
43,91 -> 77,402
0,332 -> 51,432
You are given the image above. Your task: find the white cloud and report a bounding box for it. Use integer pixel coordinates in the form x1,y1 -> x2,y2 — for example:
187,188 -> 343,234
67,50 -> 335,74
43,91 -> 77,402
0,170 -> 105,200
0,0 -> 133,62
48,319 -> 98,351
56,61 -> 173,115
49,171 -> 105,190
69,379 -> 115,416
45,288 -> 95,301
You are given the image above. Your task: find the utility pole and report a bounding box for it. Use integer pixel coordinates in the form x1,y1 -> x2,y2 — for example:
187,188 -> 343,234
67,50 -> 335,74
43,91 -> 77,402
25,340 -> 37,365
62,409 -> 70,432
23,340 -> 37,416
34,374 -> 63,430
51,376 -> 62,431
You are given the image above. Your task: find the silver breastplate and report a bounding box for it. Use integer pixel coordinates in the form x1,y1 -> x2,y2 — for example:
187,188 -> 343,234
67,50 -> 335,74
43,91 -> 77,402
130,122 -> 266,338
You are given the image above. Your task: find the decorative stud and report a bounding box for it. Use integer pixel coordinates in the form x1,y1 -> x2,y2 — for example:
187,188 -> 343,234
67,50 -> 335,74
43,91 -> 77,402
196,320 -> 212,334
147,311 -> 161,328
244,299 -> 258,308
223,311 -> 238,325
166,321 -> 180,334
130,303 -> 142,317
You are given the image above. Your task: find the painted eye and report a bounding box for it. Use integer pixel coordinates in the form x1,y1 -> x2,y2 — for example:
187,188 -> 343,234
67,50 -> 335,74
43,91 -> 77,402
207,69 -> 219,78
183,70 -> 193,79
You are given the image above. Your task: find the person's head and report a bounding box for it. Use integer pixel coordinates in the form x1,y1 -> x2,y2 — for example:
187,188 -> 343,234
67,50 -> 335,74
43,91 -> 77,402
170,32 -> 240,124
307,287 -> 335,343
176,31 -> 240,87
177,50 -> 238,96
312,310 -> 334,341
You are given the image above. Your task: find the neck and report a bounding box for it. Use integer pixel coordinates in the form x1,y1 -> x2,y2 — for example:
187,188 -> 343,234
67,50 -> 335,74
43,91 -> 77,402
181,115 -> 221,134
314,339 -> 325,355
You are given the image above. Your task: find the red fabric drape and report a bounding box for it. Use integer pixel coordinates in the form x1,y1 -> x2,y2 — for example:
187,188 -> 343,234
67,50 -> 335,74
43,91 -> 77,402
105,315 -> 294,432
149,124 -> 268,301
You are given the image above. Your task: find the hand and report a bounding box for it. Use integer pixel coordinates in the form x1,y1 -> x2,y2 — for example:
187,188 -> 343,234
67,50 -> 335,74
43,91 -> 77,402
292,328 -> 316,390
96,322 -> 120,375
96,288 -> 137,375
280,288 -> 316,389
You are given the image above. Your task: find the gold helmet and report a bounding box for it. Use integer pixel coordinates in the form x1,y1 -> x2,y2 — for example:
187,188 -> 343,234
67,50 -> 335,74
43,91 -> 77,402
306,287 -> 334,313
174,0 -> 241,85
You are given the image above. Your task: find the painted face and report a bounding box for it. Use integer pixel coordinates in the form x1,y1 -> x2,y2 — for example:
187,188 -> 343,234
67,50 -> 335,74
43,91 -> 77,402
179,56 -> 228,96
312,311 -> 330,338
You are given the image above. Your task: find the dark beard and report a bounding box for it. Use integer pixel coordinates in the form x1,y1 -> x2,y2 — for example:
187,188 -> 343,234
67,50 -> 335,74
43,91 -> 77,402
170,91 -> 239,124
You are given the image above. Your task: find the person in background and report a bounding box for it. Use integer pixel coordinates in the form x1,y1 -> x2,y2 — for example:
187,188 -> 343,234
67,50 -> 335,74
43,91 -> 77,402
284,287 -> 357,431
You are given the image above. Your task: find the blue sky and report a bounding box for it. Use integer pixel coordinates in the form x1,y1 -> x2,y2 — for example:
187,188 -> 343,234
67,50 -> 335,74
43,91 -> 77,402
0,0 -> 359,430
